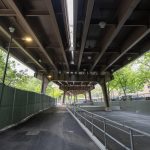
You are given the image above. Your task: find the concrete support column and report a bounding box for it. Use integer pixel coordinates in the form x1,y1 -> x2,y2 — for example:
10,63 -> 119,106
101,82 -> 110,109
41,76 -> 49,94
62,91 -> 66,104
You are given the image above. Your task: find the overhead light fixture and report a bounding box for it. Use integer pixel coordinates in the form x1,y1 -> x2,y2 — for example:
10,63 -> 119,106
88,56 -> 92,60
23,36 -> 32,42
99,21 -> 106,29
70,60 -> 74,65
9,27 -> 15,33
38,59 -> 42,63
47,75 -> 52,79
111,69 -> 114,72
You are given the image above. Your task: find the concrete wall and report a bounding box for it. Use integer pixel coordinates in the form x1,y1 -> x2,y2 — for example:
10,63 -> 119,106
110,100 -> 150,115
79,100 -> 150,115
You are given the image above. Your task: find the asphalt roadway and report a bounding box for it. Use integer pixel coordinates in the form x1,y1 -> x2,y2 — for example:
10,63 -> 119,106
0,108 -> 99,150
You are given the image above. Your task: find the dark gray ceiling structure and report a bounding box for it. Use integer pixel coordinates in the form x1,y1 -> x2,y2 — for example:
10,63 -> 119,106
0,0 -> 149,94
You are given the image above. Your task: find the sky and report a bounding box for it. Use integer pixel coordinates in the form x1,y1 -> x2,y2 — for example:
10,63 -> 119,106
10,57 -> 34,76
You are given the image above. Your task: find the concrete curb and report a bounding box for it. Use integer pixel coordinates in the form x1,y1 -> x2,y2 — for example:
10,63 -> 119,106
67,108 -> 106,150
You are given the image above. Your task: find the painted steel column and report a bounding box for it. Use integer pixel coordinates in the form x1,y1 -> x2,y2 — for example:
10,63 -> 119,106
89,90 -> 92,101
71,94 -> 72,104
41,75 -> 49,94
85,92 -> 87,102
76,95 -> 78,103
101,82 -> 110,108
74,94 -> 76,104
62,91 -> 66,104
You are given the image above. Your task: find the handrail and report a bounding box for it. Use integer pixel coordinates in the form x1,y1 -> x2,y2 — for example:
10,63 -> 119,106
82,111 -> 130,134
76,106 -> 150,137
68,105 -> 150,150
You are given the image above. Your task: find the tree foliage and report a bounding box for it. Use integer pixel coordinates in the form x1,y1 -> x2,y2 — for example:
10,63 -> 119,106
0,49 -> 62,98
0,50 -> 29,87
108,52 -> 150,96
46,82 -> 63,98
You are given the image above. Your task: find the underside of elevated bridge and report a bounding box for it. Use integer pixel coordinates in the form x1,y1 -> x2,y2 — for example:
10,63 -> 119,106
0,0 -> 150,108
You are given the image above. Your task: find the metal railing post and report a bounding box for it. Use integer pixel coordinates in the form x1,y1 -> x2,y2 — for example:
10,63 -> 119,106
84,112 -> 86,126
103,119 -> 107,149
73,105 -> 75,115
129,129 -> 134,150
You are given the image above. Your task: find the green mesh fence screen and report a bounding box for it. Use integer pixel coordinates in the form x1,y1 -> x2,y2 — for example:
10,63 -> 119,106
0,83 -> 55,129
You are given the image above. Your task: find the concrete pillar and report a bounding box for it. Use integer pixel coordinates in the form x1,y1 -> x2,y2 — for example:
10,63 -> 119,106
89,90 -> 92,102
62,91 -> 66,104
101,82 -> 110,109
41,76 -> 49,94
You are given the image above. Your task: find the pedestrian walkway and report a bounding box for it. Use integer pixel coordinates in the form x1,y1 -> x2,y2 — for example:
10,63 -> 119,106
0,108 -> 99,150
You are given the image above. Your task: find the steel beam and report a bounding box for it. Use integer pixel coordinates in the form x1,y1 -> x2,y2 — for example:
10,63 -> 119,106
45,0 -> 70,71
52,74 -> 102,82
0,9 -> 15,16
48,72 -> 113,83
73,0 -> 78,50
90,0 -> 141,71
103,26 -> 150,71
25,10 -> 49,16
61,0 -> 70,47
6,0 -> 58,72
60,85 -> 94,91
77,0 -> 95,71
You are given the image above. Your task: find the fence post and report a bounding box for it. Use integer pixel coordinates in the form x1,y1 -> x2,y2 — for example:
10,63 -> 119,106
11,88 -> 16,124
130,129 -> 134,150
34,93 -> 36,113
25,92 -> 28,117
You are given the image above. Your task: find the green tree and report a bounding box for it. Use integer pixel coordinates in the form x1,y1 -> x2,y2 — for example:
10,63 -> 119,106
0,49 -> 29,87
46,82 -> 63,98
108,52 -> 150,97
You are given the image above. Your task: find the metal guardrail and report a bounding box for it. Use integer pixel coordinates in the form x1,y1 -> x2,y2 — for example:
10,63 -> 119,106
68,105 -> 150,150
